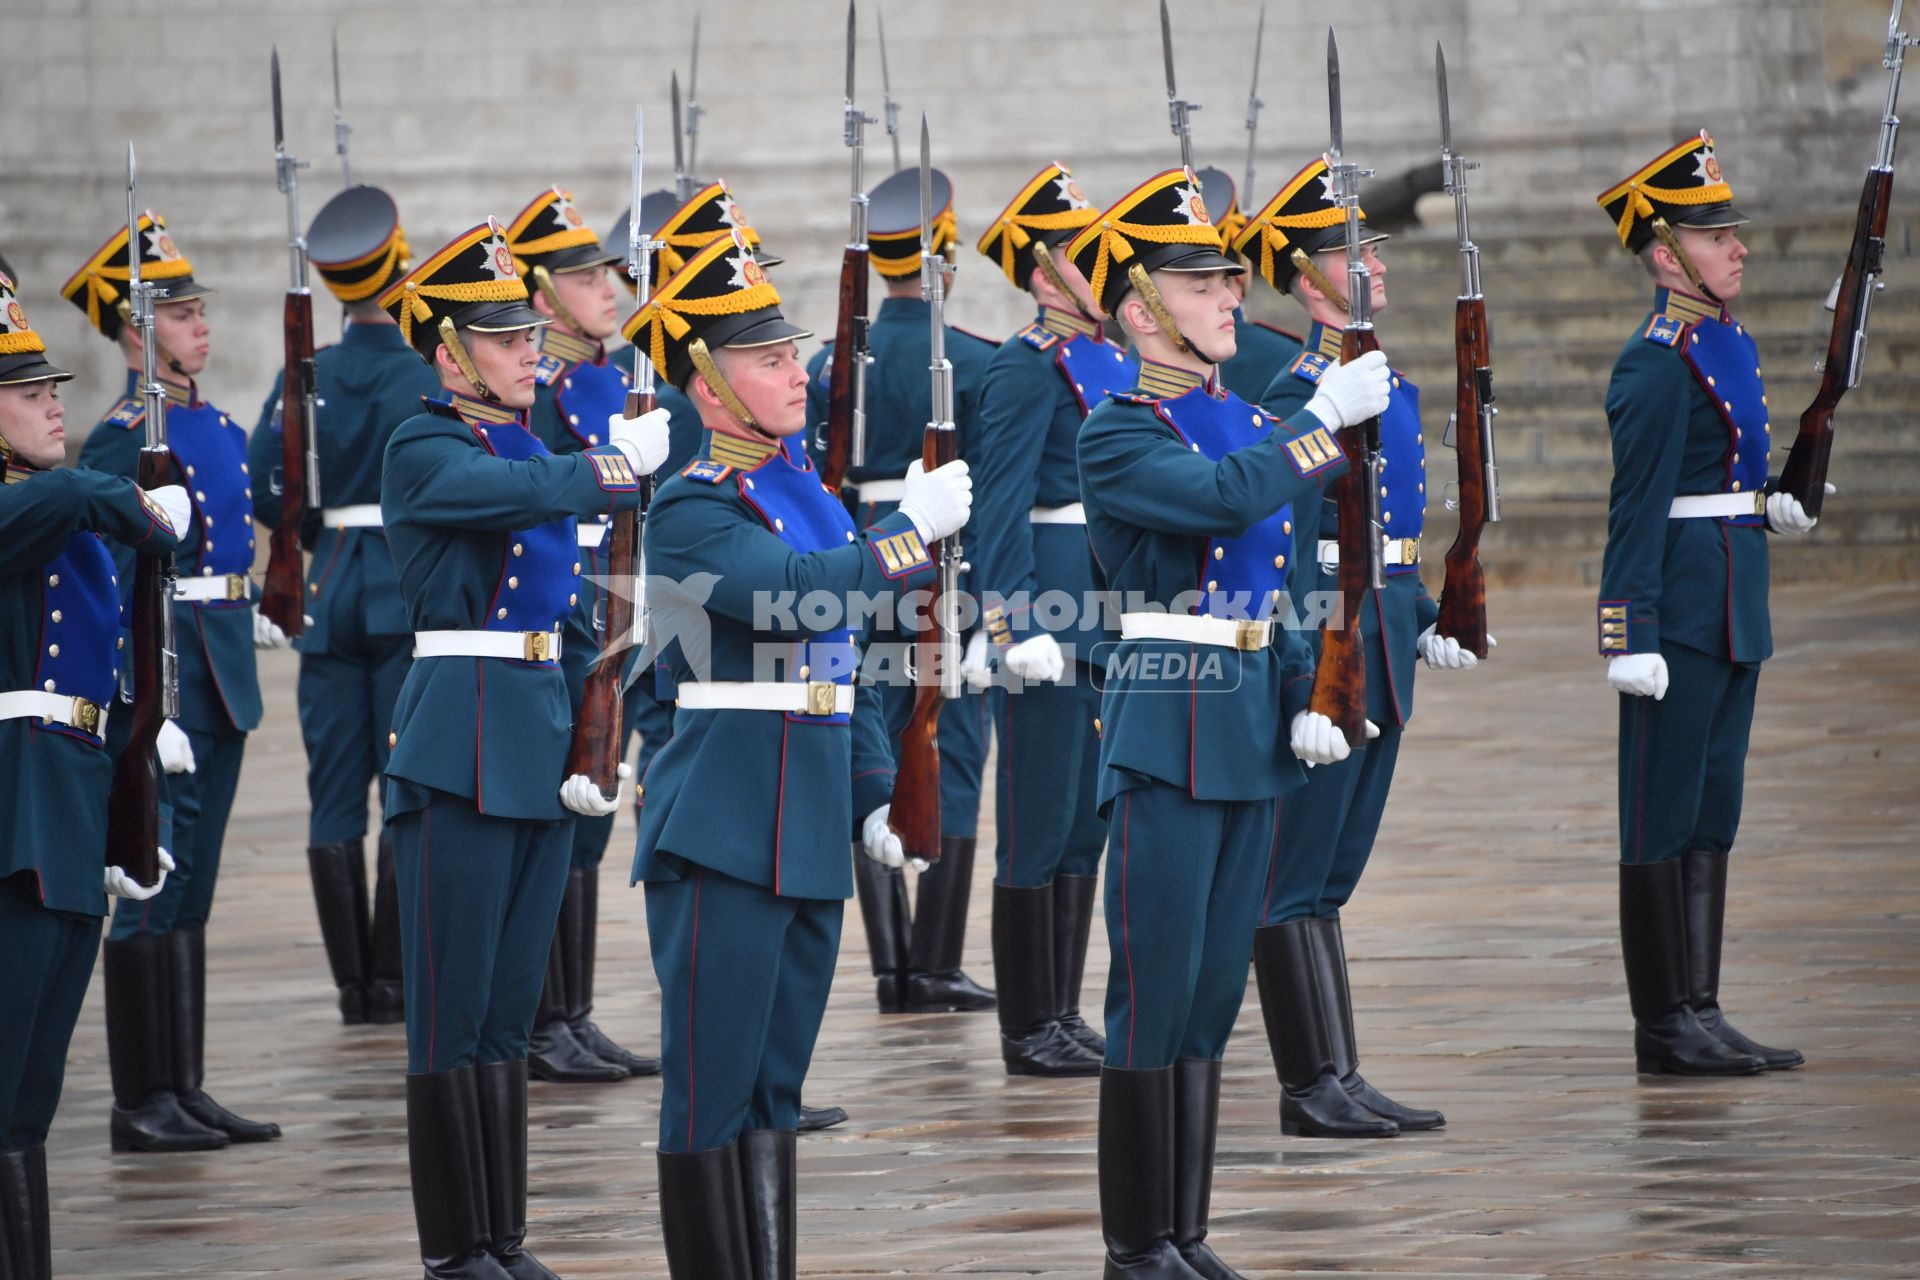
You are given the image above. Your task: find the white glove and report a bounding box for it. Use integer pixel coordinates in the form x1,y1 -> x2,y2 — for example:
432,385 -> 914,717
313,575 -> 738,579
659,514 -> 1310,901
896,458 -> 973,543
149,484 -> 191,537
156,719 -> 196,775
1304,349 -> 1391,431
559,762 -> 633,817
1418,626 -> 1497,670
1289,711 -> 1381,767
106,847 -> 175,901
961,631 -> 993,692
862,804 -> 905,869
608,407 -> 673,475
1765,491 -> 1817,535
253,609 -> 291,650
1003,633 -> 1066,684
1607,652 -> 1669,700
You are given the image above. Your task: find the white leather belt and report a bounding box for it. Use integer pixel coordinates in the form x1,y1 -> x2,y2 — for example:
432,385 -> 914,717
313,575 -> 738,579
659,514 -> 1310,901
412,629 -> 563,662
577,521 -> 608,548
1029,503 -> 1086,525
175,574 -> 250,602
676,680 -> 855,715
322,504 -> 383,529
851,478 -> 906,504
1670,492 -> 1765,519
0,690 -> 108,739
1119,613 -> 1273,651
1317,537 -> 1421,569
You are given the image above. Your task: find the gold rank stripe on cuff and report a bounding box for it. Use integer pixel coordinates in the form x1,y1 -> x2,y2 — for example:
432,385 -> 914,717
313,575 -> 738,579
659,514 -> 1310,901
1283,425 -> 1343,478
588,451 -> 640,490
984,604 -> 1013,646
136,488 -> 172,530
1597,601 -> 1631,655
870,528 -> 931,579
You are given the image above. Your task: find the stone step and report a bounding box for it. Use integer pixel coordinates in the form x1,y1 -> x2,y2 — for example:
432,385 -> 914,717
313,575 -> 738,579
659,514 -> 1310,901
1491,447 -> 1920,503
1380,289 -> 1920,349
1387,212 -> 1897,276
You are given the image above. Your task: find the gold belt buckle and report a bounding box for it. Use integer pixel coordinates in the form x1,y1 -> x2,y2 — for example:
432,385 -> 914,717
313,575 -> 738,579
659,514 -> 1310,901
1752,492 -> 1767,516
1399,538 -> 1420,565
1233,620 -> 1267,651
224,574 -> 248,601
806,681 -> 839,716
523,631 -> 552,662
71,697 -> 102,736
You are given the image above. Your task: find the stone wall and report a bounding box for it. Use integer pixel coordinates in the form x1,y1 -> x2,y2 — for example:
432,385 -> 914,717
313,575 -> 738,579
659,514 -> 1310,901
1,0 -> 1897,421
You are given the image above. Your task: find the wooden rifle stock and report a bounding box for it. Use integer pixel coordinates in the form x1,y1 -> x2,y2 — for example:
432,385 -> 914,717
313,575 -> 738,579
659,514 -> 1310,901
564,386 -> 656,798
820,244 -> 869,493
1781,167 -> 1892,518
1435,295 -> 1491,657
1306,328 -> 1381,750
889,425 -> 958,866
104,444 -> 175,888
262,289 -> 314,635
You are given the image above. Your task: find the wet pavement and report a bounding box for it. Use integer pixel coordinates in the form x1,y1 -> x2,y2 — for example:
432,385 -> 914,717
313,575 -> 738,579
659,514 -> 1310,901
44,584 -> 1920,1278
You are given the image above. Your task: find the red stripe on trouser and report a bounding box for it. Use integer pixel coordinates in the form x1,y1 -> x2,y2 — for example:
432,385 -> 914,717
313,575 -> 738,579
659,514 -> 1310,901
1120,792 -> 1136,1068
685,870 -> 703,1151
423,807 -> 438,1071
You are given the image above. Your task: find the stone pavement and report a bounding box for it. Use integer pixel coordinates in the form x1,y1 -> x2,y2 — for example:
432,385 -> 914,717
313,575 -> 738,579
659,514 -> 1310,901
43,584 -> 1920,1278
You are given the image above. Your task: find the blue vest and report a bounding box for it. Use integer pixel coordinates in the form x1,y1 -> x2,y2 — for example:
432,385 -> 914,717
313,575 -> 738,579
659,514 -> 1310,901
169,399 -> 257,591
39,531 -> 122,740
465,406 -> 579,648
1675,315 -> 1769,524
1157,391 -> 1294,621
1054,330 -> 1139,416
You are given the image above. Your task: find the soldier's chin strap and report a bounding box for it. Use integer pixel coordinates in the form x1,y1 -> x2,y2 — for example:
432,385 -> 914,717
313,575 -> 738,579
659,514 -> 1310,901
1030,241 -> 1103,330
1650,217 -> 1721,306
437,317 -> 501,404
529,265 -> 585,336
687,338 -> 775,441
115,299 -> 190,377
1289,248 -> 1352,317
1125,262 -> 1214,365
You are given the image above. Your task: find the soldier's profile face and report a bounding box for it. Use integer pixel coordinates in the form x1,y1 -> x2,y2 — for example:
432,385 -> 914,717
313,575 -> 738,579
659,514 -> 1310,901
153,298 -> 211,377
1154,269 -> 1241,364
0,380 -> 68,470
464,327 -> 541,410
1678,226 -> 1746,301
550,266 -> 622,341
715,341 -> 808,437
1314,243 -> 1388,314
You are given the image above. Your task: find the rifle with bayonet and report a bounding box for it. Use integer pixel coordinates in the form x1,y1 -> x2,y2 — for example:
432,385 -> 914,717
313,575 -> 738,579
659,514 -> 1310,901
891,114 -> 959,869
1159,0 -> 1198,172
1780,0 -> 1914,517
565,107 -> 657,801
262,46 -> 318,640
1433,42 -> 1498,659
820,0 -> 874,494
331,30 -> 351,185
104,143 -> 177,890
1306,28 -> 1386,752
1243,5 -> 1266,202
685,17 -> 704,183
878,8 -> 902,172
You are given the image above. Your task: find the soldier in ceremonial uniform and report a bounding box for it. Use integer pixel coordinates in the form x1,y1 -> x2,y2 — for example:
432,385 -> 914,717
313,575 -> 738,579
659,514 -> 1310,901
1232,157 -> 1480,1139
504,185 -> 662,1085
1594,133 -> 1812,1076
968,162 -> 1128,1077
623,229 -> 972,1276
0,260 -> 185,1274
805,164 -> 996,1018
67,212 -> 286,1153
1068,168 -> 1389,1279
250,183 -> 435,1028
374,219 -> 668,1278
1196,166 -> 1303,404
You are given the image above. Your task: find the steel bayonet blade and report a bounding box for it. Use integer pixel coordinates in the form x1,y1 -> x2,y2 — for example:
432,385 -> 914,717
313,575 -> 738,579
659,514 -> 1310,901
126,143 -> 141,292
1327,28 -> 1343,155
631,107 -> 646,238
331,30 -> 343,112
845,0 -> 858,102
1159,0 -> 1179,102
1250,6 -> 1266,98
670,72 -> 685,175
1894,0 -> 1907,39
918,114 -> 933,249
1437,43 -> 1452,151
271,46 -> 285,149
689,16 -> 701,101
878,9 -> 893,95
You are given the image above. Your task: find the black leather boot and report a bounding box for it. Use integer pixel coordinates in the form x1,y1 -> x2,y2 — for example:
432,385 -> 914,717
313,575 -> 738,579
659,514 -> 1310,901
737,1128 -> 796,1280
853,851 -> 912,1013
103,935 -> 227,1153
368,834 -> 406,1024
562,868 -> 661,1077
0,1145 -> 49,1280
903,836 -> 996,1012
306,839 -> 373,1025
1306,914 -> 1444,1131
1251,921 -> 1397,1138
1054,873 -> 1106,1057
992,883 -> 1100,1077
656,1143 -> 753,1279
168,928 -> 281,1142
1171,1059 -> 1244,1280
408,1068 -> 512,1279
1098,1067 -> 1202,1279
475,1060 -> 558,1280
527,933 -> 627,1084
1620,861 -> 1766,1076
794,1104 -> 847,1133
1681,849 -> 1804,1070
